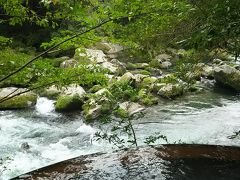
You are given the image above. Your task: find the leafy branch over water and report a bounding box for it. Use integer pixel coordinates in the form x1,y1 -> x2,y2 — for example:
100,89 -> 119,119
94,112 -> 169,149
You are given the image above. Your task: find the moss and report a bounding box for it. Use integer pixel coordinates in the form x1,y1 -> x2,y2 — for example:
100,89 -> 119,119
114,108 -> 129,118
137,89 -> 158,106
118,72 -> 135,85
0,94 -> 37,110
100,102 -> 112,114
149,59 -> 160,68
126,62 -> 137,70
139,77 -> 157,89
157,83 -> 184,99
82,89 -> 115,120
55,95 -> 84,112
137,70 -> 151,76
145,67 -> 162,75
89,85 -> 103,93
39,89 -> 61,100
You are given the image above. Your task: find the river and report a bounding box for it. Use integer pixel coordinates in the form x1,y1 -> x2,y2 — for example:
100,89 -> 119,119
0,88 -> 240,179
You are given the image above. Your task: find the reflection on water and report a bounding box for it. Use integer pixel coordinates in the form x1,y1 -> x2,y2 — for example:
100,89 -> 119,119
1,88 -> 240,179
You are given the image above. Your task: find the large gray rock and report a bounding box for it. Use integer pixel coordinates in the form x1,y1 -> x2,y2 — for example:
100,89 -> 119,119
94,42 -> 123,54
155,54 -> 172,62
40,85 -> 61,99
83,89 -> 115,120
60,59 -> 78,68
157,83 -> 184,99
62,84 -> 86,96
0,87 -> 37,110
150,54 -> 173,69
101,61 -> 119,74
75,48 -> 107,64
118,72 -> 136,85
116,101 -> 145,118
214,64 -> 240,91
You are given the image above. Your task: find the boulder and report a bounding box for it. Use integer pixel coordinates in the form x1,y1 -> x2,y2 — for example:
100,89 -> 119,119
126,63 -> 149,70
55,85 -> 86,112
150,54 -> 173,69
130,69 -> 151,76
60,59 -> 78,68
101,61 -> 118,73
214,64 -> 240,91
118,72 -> 135,85
160,61 -> 172,69
212,59 -> 224,65
116,101 -> 145,118
89,85 -> 103,93
133,74 -> 149,85
202,65 -> 214,78
101,60 -> 126,75
110,59 -> 127,75
137,89 -> 158,106
155,54 -> 172,62
40,85 -> 61,99
74,48 -> 107,64
157,83 -> 184,99
83,89 -> 115,120
94,42 -> 123,54
62,84 -> 86,96
0,87 -> 37,110
145,67 -> 163,76
55,95 -> 84,112
139,77 -> 158,89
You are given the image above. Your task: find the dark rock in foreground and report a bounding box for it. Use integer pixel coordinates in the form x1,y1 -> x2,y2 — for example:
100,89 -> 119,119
13,144 -> 240,180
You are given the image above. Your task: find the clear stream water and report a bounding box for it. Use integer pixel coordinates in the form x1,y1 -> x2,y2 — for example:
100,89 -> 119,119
0,88 -> 240,179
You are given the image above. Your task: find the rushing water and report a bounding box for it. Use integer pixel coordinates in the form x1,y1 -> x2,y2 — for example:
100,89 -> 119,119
0,89 -> 240,179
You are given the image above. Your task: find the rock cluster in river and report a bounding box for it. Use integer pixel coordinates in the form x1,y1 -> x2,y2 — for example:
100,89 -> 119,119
1,42 -> 239,120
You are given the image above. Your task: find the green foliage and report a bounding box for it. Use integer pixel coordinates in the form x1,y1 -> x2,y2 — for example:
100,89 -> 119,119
137,89 -> 158,106
174,50 -> 207,83
144,132 -> 168,146
108,81 -> 138,102
0,36 -> 12,47
157,74 -> 179,84
185,0 -> 240,58
0,48 -> 34,87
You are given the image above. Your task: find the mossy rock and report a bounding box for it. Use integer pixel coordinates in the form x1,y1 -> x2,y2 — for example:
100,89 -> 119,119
114,107 -> 129,118
137,89 -> 158,106
118,72 -> 135,85
149,59 -> 160,68
126,62 -> 137,70
145,67 -> 163,76
39,86 -> 61,100
0,88 -> 37,110
83,89 -> 115,120
89,85 -> 103,93
0,94 -> 37,110
157,83 -> 184,99
131,69 -> 151,76
116,101 -> 145,118
83,103 -> 102,121
55,95 -> 84,112
139,77 -> 157,89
